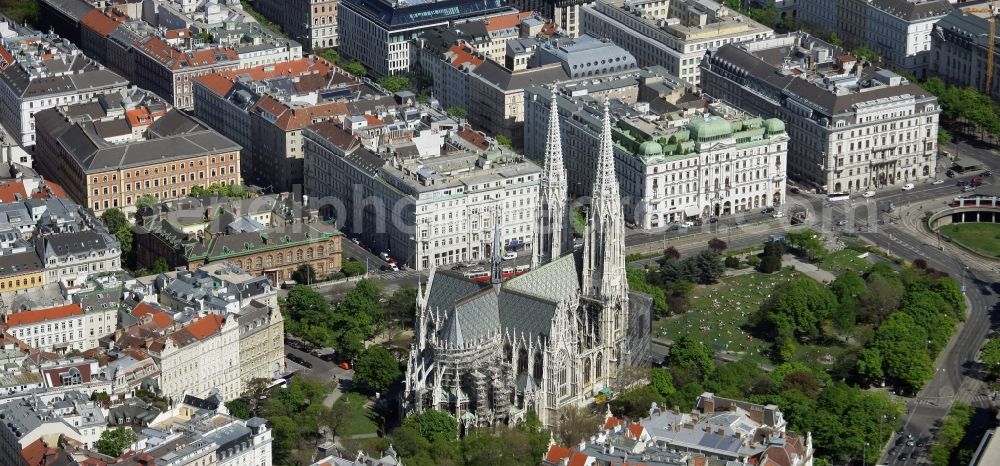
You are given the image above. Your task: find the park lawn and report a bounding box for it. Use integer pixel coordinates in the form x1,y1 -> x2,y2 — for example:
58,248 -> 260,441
818,249 -> 872,275
939,223 -> 1000,257
332,392 -> 380,437
655,269 -> 797,360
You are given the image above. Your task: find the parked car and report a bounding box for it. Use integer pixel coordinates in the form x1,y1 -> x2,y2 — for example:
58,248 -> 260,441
901,183 -> 915,191
963,185 -> 976,192
773,211 -> 785,218
863,190 -> 876,198
708,217 -> 718,224
761,207 -> 775,214
836,220 -> 847,226
946,169 -> 956,177
932,179 -> 945,185
300,360 -> 313,369
388,263 -> 399,271
379,265 -> 392,272
971,175 -> 983,187
958,180 -> 969,187
984,170 -> 993,177
339,362 -> 351,370
502,252 -> 517,261
350,237 -> 360,245
379,252 -> 391,261
668,224 -> 680,231
681,221 -> 695,228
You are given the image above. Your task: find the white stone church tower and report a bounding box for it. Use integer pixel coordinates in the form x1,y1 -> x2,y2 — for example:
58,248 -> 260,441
403,95 -> 651,429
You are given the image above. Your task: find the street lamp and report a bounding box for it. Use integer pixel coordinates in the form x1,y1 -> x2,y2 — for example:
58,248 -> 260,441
863,441 -> 869,466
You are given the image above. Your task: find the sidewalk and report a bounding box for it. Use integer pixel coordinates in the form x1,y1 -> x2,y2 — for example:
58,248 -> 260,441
782,254 -> 836,284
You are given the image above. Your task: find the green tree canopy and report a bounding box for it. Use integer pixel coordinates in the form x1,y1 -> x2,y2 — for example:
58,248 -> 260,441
225,399 -> 251,419
101,208 -> 129,233
378,75 -> 411,93
666,335 -> 715,381
341,260 -> 366,277
96,427 -> 136,457
354,345 -> 402,391
760,276 -> 838,341
758,240 -> 783,273
871,312 -> 934,391
785,229 -> 828,262
403,409 -> 458,442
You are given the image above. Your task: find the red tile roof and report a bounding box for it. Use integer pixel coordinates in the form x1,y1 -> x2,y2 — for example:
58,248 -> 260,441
20,438 -> 68,466
544,445 -> 572,464
447,44 -> 484,69
483,11 -> 533,32
164,29 -> 190,40
0,179 -> 71,202
603,415 -> 624,430
626,422 -> 645,439
363,114 -> 384,126
6,304 -> 84,327
216,57 -> 336,81
136,36 -> 237,70
194,73 -> 236,97
80,9 -> 119,37
132,303 -> 174,329
0,45 -> 14,71
43,362 -> 93,387
456,127 -> 489,150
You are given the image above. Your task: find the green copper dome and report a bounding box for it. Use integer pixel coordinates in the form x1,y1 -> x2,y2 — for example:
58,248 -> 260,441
690,117 -> 732,141
764,118 -> 786,134
638,140 -> 662,156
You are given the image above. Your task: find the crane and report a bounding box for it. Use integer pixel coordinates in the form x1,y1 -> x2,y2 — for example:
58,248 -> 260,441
963,1 -> 998,94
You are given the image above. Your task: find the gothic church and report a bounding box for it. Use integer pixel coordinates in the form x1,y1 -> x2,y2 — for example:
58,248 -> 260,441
403,94 -> 653,428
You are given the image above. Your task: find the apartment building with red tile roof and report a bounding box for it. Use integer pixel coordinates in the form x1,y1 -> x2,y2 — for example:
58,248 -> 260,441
4,304 -> 93,353
191,57 -> 364,191
133,35 -> 240,109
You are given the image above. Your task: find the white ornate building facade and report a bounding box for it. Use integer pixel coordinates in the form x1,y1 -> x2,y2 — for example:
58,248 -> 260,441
403,96 -> 652,428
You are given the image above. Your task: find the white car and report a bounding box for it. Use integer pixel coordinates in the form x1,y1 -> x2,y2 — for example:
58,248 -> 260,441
502,252 -> 517,261
773,211 -> 785,218
681,221 -> 695,228
932,179 -> 945,185
901,183 -> 915,191
862,190 -> 876,198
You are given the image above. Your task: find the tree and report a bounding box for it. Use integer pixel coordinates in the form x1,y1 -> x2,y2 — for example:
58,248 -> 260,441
292,264 -> 318,284
101,208 -> 129,233
403,409 -> 458,442
938,127 -> 952,145
786,229 -> 828,262
724,256 -> 741,268
285,285 -> 331,323
872,312 -> 934,391
760,276 -> 838,341
446,106 -> 467,119
341,260 -> 366,277
90,391 -> 110,407
855,348 -> 884,384
387,287 -> 417,328
611,384 -> 664,419
690,250 -> 724,284
96,427 -> 135,457
857,275 -> 905,324
242,377 -> 273,414
980,338 -> 1000,379
496,134 -> 513,148
829,32 -> 843,47
225,399 -> 251,419
341,60 -> 367,77
931,403 -> 972,466
853,46 -> 878,63
135,194 -> 158,212
747,6 -> 779,27
627,268 -> 668,316
663,246 -> 681,260
708,237 -> 728,252
650,367 -> 676,398
378,75 -> 411,93
151,257 -> 170,274
354,346 -> 402,391
758,240 -> 783,273
666,335 -> 715,381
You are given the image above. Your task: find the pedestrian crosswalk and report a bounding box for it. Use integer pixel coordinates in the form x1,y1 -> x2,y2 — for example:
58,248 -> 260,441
374,270 -> 420,281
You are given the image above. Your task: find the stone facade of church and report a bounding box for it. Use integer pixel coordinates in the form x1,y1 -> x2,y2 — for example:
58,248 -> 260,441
403,94 -> 652,428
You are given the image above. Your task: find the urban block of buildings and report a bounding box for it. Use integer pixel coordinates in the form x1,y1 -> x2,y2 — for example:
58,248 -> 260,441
701,32 -> 940,193
580,0 -> 774,86
336,0 -> 518,76
525,72 -> 788,228
796,0 -> 951,78
305,119 -> 541,269
0,32 -> 129,150
192,56 -> 373,192
251,0 -> 340,51
930,3 -> 1000,100
544,393 -> 814,466
132,193 -> 342,283
34,89 -> 242,214
415,17 -> 638,144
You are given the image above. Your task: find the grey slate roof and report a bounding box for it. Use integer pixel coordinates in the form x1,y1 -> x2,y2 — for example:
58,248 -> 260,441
41,0 -> 95,21
441,288 -> 499,346
504,253 -> 578,303
0,250 -> 43,277
869,0 -> 951,22
471,60 -> 569,92
425,271 -> 486,312
36,107 -> 241,173
38,230 -> 119,259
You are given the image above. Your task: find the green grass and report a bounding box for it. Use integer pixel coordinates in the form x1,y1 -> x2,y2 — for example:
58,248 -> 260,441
655,269 -> 796,358
818,249 -> 872,275
939,223 -> 1000,257
332,392 -> 380,437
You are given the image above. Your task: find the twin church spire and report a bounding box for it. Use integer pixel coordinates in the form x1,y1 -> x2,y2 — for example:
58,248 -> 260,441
531,89 -> 627,307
